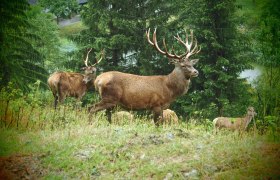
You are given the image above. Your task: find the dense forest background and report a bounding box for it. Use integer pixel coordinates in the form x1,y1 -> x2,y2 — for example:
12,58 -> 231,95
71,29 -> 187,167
0,1 -> 279,178
0,0 -> 279,124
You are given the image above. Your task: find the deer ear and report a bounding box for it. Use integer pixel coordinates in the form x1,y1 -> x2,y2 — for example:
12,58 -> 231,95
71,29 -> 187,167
190,59 -> 199,65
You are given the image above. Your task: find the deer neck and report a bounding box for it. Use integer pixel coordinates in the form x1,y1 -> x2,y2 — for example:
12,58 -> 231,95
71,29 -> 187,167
242,114 -> 253,130
167,65 -> 190,99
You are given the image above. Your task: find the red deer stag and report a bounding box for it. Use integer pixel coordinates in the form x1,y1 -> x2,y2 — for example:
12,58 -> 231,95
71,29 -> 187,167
88,28 -> 201,125
48,48 -> 103,109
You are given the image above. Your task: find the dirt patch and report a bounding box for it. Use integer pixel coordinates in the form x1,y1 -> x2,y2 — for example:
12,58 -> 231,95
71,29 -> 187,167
260,142 -> 280,158
0,154 -> 46,180
257,142 -> 280,177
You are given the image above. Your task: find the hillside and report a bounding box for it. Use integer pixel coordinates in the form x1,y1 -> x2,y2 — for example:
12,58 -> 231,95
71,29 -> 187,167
0,106 -> 279,179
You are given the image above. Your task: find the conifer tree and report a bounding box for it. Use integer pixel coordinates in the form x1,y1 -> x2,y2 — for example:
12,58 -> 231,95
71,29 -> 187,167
75,0 -> 174,75
0,0 -> 47,90
173,0 -> 252,117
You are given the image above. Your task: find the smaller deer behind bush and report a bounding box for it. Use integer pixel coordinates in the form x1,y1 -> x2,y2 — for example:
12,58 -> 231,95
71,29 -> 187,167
213,107 -> 257,134
162,109 -> 179,125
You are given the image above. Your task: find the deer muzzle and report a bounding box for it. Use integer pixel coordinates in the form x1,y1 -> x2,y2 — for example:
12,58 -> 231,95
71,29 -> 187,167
192,70 -> 199,77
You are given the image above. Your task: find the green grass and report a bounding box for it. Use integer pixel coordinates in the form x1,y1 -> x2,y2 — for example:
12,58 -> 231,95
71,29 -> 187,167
59,21 -> 87,38
0,106 -> 279,179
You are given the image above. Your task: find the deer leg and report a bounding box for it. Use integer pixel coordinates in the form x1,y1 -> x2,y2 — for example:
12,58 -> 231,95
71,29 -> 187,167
57,96 -> 65,110
88,100 -> 117,123
75,97 -> 83,111
58,95 -> 65,106
54,95 -> 58,109
153,107 -> 163,127
105,108 -> 113,124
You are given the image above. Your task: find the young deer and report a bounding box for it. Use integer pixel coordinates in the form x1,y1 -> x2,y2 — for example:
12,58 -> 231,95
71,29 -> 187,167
47,49 -> 103,109
213,107 -> 257,134
88,29 -> 201,125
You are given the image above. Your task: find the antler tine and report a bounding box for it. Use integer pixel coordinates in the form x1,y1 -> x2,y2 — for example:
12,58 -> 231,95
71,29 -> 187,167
185,31 -> 189,50
172,48 -> 182,59
146,28 -> 154,46
186,37 -> 201,58
146,28 -> 201,62
174,34 -> 185,48
92,49 -> 105,67
84,48 -> 93,67
162,38 -> 168,53
188,30 -> 194,52
174,34 -> 192,57
152,28 -> 166,54
147,28 -> 169,55
163,39 -> 176,58
174,29 -> 201,59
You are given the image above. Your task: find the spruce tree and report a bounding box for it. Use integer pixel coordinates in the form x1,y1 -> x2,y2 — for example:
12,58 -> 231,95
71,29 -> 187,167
173,0 -> 252,117
0,0 -> 47,90
74,0 -> 174,75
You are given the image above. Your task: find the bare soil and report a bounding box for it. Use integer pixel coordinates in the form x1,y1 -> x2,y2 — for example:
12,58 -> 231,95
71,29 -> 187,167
0,154 -> 46,180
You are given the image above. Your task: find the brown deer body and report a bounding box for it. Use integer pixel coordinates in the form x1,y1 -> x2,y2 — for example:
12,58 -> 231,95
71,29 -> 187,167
48,71 -> 95,108
48,49 -> 103,109
213,107 -> 257,134
89,29 -> 201,125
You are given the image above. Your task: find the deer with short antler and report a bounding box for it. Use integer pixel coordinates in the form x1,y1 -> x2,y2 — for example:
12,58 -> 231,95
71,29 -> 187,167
47,48 -> 104,109
88,28 -> 201,125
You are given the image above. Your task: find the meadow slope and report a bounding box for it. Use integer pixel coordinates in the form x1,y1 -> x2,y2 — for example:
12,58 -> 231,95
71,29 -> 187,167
0,108 -> 279,179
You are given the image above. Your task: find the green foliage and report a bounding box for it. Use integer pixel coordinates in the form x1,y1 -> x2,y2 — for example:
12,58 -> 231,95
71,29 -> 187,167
1,0 -> 278,128
256,0 -> 280,67
59,21 -> 86,38
0,0 -> 48,91
255,67 -> 280,117
26,5 -> 65,74
74,0 -> 174,74
6,81 -> 50,105
170,0 -> 253,117
256,115 -> 280,141
253,0 -> 280,119
39,0 -> 79,20
0,80 -> 101,130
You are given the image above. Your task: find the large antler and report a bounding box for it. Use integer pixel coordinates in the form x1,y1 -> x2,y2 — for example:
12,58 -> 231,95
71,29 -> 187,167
92,49 -> 104,67
84,48 -> 93,67
84,48 -> 104,67
146,28 -> 182,61
146,28 -> 201,62
174,30 -> 201,59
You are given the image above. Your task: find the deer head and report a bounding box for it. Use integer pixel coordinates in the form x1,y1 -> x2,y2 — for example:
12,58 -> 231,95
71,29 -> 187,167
246,107 -> 257,117
82,48 -> 104,83
146,28 -> 201,79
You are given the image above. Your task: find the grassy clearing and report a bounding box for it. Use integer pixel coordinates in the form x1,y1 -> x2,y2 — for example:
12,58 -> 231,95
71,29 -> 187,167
0,106 -> 279,179
59,21 -> 86,38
